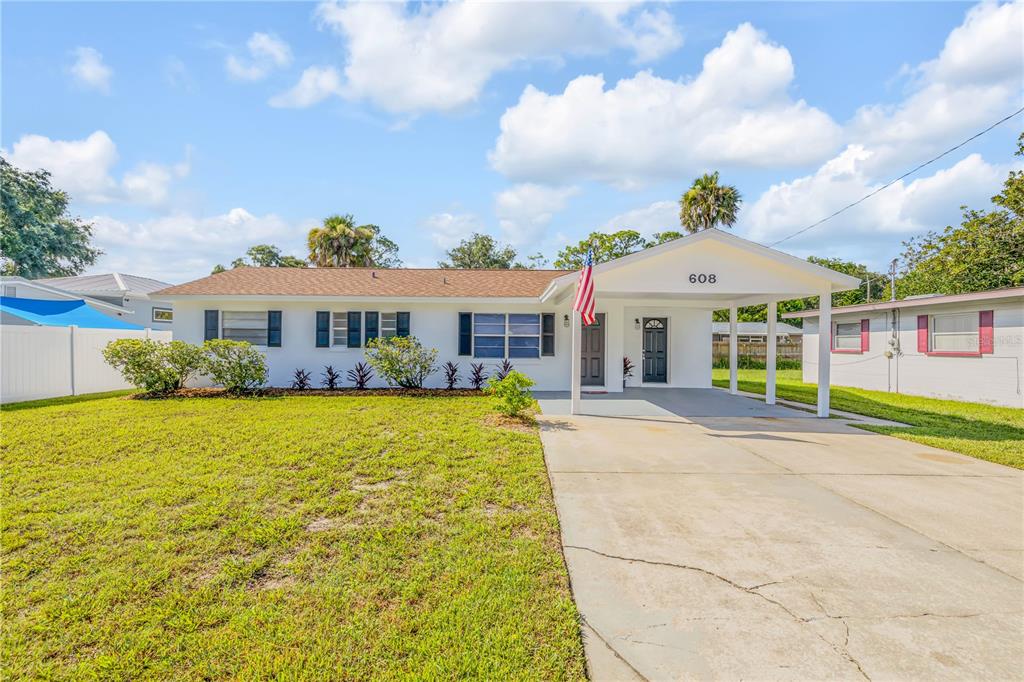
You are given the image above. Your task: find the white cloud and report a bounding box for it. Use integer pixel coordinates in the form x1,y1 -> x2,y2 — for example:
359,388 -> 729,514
743,147 -> 1006,248
269,66 -> 343,108
489,23 -> 842,186
225,32 -> 293,82
600,200 -> 679,235
69,47 -> 112,93
2,131 -> 190,206
89,208 -> 315,282
424,211 -> 482,250
495,183 -> 579,245
298,0 -> 682,113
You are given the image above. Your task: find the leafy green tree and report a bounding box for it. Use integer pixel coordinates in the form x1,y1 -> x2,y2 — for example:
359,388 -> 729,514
1,158 -> 101,278
651,230 -> 685,244
366,226 -> 403,268
439,233 -> 518,269
553,229 -> 647,269
896,134 -> 1023,296
679,171 -> 742,233
212,244 -> 306,274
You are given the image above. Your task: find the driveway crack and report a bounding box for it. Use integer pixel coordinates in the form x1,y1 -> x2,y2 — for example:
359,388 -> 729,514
580,614 -> 649,681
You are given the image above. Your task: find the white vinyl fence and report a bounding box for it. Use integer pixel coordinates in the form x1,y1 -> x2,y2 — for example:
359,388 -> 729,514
1,325 -> 173,404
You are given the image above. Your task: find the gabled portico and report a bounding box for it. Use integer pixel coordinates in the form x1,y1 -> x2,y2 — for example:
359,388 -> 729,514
539,229 -> 860,417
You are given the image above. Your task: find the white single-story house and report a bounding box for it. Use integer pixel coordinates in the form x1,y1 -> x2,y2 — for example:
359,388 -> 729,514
785,287 -> 1024,408
153,230 -> 860,416
35,273 -> 175,329
711,321 -> 803,342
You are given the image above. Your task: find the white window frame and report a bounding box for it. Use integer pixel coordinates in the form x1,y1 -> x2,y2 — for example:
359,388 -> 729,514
832,321 -> 861,351
152,307 -> 173,323
331,311 -> 351,348
221,310 -> 269,346
930,312 -> 979,353
380,312 -> 398,339
472,313 -> 541,360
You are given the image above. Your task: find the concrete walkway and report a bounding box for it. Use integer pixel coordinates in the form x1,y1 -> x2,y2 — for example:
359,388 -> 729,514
539,405 -> 1023,680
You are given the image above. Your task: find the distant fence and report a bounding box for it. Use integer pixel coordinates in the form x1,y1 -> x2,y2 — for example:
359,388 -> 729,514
1,325 -> 173,404
712,339 -> 802,366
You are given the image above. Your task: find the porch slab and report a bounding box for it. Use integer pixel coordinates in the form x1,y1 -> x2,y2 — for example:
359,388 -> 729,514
534,387 -> 816,419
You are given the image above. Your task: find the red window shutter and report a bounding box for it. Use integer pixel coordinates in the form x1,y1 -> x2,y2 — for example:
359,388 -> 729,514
917,315 -> 929,353
979,310 -> 994,354
860,318 -> 870,352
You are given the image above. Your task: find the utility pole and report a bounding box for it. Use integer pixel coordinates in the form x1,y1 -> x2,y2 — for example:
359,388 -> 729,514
888,258 -> 898,301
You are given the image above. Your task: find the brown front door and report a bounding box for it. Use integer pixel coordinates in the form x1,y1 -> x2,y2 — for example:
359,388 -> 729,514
581,313 -> 605,386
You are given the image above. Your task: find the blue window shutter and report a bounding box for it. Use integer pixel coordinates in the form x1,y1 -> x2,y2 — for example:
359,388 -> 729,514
541,313 -> 555,356
347,312 -> 362,348
315,311 -> 330,347
204,310 -> 219,341
365,311 -> 379,344
458,312 -> 472,356
397,312 -> 410,337
267,311 -> 282,347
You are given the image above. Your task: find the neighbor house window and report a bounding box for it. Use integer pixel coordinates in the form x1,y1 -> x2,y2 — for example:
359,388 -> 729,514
832,322 -> 861,350
471,313 -> 542,359
930,313 -> 979,352
2,285 -> 16,298
222,311 -> 269,346
152,307 -> 173,322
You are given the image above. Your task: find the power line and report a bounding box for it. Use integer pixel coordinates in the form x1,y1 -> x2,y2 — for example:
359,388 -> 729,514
769,105 -> 1024,247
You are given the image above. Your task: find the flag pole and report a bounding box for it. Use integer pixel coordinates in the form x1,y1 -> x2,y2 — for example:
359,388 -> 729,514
570,307 -> 582,415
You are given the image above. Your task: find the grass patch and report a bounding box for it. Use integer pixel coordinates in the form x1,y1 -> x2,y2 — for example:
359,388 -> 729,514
712,369 -> 1024,469
1,395 -> 585,679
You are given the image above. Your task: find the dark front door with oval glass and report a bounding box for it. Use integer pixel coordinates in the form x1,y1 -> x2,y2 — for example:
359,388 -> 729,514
580,313 -> 605,386
642,318 -> 667,383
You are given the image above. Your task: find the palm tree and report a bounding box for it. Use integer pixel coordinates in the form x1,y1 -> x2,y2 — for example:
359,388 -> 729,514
307,214 -> 377,267
679,172 -> 742,234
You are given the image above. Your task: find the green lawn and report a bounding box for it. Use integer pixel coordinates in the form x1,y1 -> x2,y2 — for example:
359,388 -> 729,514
712,369 -> 1024,469
1,394 -> 586,680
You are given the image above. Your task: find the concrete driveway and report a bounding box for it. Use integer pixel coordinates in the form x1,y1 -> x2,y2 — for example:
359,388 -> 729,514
538,391 -> 1023,680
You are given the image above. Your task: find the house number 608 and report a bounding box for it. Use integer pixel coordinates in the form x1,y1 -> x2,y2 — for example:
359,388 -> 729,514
689,273 -> 717,284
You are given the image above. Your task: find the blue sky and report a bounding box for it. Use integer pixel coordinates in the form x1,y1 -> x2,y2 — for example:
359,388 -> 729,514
3,1 -> 1021,282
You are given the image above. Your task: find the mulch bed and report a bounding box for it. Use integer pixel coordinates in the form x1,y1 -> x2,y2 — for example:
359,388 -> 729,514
130,387 -> 488,400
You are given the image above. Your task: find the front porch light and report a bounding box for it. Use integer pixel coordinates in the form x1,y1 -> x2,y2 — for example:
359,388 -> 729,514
634,318 -> 640,329
563,314 -> 570,327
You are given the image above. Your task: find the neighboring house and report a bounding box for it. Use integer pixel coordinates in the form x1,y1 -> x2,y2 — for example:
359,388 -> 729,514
711,321 -> 803,342
154,230 -> 860,416
35,273 -> 175,329
785,287 -> 1024,408
0,276 -> 140,328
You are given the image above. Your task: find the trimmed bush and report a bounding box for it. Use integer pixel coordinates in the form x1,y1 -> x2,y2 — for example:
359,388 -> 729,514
712,357 -> 801,370
103,339 -> 205,394
203,340 -> 268,394
364,336 -> 438,389
485,370 -> 535,417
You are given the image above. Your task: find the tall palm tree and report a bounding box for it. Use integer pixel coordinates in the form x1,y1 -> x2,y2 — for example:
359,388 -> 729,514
679,172 -> 742,234
307,214 -> 377,267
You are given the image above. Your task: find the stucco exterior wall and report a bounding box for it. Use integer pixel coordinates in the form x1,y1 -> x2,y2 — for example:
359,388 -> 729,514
171,298 -> 713,392
802,298 -> 1024,408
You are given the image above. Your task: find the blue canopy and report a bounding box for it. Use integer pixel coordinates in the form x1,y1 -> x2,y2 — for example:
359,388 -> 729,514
0,296 -> 143,330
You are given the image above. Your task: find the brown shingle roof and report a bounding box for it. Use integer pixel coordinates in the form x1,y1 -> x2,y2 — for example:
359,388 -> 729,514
154,267 -> 568,298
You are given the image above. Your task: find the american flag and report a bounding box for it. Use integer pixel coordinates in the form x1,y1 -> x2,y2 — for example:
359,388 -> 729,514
573,251 -> 596,325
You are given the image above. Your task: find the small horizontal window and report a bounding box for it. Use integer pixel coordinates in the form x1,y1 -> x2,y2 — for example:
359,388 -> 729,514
152,307 -> 173,322
222,311 -> 268,345
931,313 -> 978,352
833,322 -> 860,350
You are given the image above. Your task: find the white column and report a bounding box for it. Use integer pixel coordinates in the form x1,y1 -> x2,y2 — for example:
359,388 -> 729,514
766,300 -> 777,405
728,305 -> 738,395
817,289 -> 831,418
570,309 -> 582,414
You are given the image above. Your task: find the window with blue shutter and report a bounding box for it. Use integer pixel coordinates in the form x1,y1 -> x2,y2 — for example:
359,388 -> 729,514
365,311 -> 379,345
458,312 -> 472,355
315,311 -> 330,347
397,312 -> 410,337
204,310 -> 219,341
267,311 -> 282,347
347,311 -> 362,348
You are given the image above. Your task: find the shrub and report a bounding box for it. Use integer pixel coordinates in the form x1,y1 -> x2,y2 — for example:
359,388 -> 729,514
712,357 -> 801,370
103,338 -> 205,394
291,369 -> 312,390
348,361 -> 373,389
322,365 -> 342,389
364,336 -> 438,389
494,359 -> 514,381
203,339 -> 267,394
442,361 -> 460,390
623,356 -> 635,380
469,362 -> 488,390
485,370 -> 535,417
